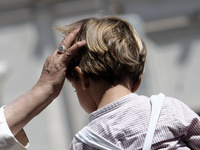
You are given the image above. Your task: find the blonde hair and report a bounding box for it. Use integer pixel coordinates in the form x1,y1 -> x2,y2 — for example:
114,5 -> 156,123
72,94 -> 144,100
56,16 -> 146,84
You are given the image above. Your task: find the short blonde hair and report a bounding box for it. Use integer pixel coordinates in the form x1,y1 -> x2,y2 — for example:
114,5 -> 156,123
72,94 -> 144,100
56,16 -> 146,84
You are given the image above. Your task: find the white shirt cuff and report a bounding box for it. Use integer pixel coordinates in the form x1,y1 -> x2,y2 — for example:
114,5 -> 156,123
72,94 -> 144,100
0,106 -> 29,150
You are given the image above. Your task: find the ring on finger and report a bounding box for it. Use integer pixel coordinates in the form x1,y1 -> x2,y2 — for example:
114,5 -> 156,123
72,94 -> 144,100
57,45 -> 67,53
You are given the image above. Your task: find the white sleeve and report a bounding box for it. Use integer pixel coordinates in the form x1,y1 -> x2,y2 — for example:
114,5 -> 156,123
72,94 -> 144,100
0,106 -> 29,150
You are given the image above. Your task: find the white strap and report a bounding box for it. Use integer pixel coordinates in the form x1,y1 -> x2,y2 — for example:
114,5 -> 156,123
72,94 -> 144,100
76,93 -> 165,150
75,126 -> 122,150
142,93 -> 165,150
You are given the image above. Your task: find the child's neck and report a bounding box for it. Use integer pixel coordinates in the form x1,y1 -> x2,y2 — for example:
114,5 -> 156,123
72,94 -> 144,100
96,84 -> 132,109
88,76 -> 138,110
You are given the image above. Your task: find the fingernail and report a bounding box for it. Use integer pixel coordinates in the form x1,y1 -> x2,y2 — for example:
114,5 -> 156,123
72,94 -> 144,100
74,25 -> 81,32
81,40 -> 87,44
77,40 -> 86,45
75,25 -> 81,29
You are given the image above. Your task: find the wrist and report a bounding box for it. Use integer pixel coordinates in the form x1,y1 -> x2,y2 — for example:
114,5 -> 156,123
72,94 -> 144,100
33,83 -> 55,102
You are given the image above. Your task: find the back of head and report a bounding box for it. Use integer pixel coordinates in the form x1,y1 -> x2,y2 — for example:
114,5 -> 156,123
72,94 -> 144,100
56,16 -> 146,84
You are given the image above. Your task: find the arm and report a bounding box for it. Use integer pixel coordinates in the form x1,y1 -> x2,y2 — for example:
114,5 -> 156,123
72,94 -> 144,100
3,27 -> 86,136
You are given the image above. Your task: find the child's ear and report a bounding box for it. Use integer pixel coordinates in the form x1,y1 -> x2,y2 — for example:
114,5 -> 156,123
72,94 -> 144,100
131,75 -> 142,93
74,66 -> 89,90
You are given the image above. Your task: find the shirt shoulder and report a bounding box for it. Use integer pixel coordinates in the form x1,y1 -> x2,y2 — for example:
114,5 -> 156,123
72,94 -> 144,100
165,96 -> 200,125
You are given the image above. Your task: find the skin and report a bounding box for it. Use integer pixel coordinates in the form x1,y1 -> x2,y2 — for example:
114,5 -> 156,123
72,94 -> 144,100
4,27 -> 86,137
71,66 -> 142,114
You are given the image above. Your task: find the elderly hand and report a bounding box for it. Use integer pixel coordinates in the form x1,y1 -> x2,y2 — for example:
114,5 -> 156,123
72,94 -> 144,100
36,27 -> 86,100
4,27 -> 86,136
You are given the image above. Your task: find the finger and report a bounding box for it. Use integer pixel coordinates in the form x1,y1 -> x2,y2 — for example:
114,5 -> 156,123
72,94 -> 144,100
53,27 -> 81,55
61,40 -> 86,64
61,27 -> 81,48
57,45 -> 67,54
68,40 -> 86,55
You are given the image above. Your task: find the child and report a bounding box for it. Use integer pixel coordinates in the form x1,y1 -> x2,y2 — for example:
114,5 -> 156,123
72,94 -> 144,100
56,16 -> 200,149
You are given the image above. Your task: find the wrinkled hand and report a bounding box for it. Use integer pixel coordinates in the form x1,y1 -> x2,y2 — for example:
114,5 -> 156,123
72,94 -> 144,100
3,28 -> 86,137
36,27 -> 86,100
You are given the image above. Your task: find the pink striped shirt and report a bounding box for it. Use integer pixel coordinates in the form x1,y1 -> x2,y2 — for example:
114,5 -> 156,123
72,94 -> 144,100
70,93 -> 200,149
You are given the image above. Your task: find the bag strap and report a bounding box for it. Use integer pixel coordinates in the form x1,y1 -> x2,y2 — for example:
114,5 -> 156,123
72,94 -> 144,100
142,93 -> 165,150
75,126 -> 122,150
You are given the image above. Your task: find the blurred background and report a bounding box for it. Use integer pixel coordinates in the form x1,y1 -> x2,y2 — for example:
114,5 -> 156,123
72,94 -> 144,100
0,0 -> 200,149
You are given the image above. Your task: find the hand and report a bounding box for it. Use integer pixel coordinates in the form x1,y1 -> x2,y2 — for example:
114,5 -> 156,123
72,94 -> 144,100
36,27 -> 86,100
4,27 -> 86,136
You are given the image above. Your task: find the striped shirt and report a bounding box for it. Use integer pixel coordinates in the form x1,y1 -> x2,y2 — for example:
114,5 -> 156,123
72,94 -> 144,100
70,93 -> 200,149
